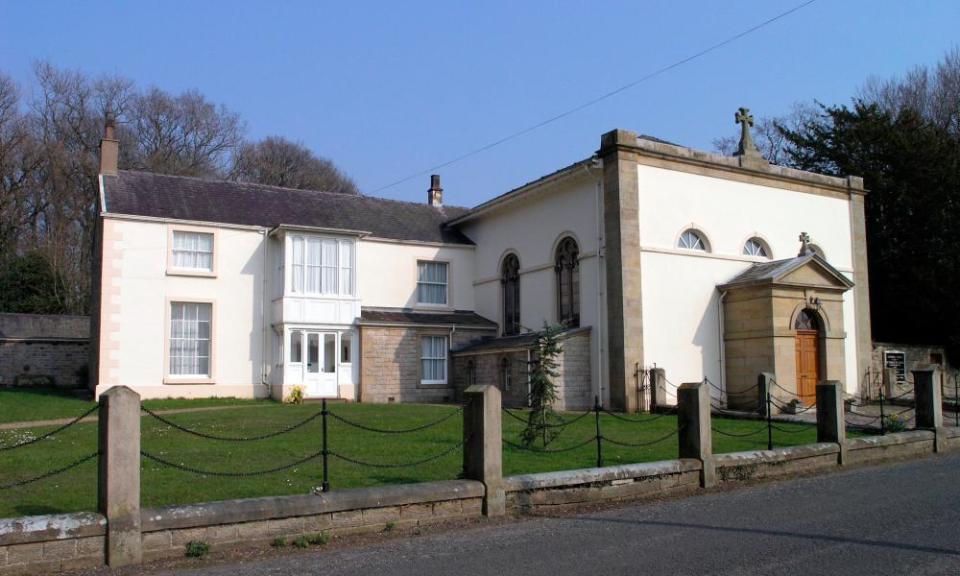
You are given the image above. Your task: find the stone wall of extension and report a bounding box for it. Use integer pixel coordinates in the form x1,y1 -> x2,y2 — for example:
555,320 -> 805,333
450,328 -> 592,410
0,314 -> 90,389
2,377 -> 958,575
358,325 -> 494,404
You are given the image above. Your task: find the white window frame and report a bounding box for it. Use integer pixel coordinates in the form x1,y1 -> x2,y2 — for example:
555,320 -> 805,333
743,237 -> 771,258
678,229 -> 709,252
167,226 -> 217,277
416,260 -> 450,307
420,335 -> 449,386
164,299 -> 215,384
288,234 -> 355,297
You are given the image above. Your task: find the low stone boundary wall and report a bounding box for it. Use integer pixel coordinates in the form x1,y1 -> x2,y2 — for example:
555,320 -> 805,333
3,376 -> 958,575
139,480 -> 484,562
715,443 -> 840,483
0,512 -> 105,575
846,430 -> 936,467
504,459 -> 702,509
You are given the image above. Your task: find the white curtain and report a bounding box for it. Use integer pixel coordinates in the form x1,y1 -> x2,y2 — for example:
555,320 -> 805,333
417,262 -> 448,304
307,238 -> 322,293
169,302 -> 212,376
339,241 -> 353,295
321,239 -> 337,293
173,231 -> 213,271
292,237 -> 305,292
420,336 -> 448,382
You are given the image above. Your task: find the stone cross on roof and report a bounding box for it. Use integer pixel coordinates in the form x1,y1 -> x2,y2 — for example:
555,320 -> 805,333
798,232 -> 812,256
734,107 -> 762,159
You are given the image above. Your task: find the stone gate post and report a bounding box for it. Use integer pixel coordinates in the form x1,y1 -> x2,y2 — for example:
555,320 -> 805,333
463,384 -> 505,516
98,385 -> 142,566
913,367 -> 945,452
816,381 -> 847,465
650,368 -> 668,413
677,381 -> 715,488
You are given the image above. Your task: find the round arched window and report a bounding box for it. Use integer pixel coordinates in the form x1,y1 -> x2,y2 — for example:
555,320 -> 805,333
678,229 -> 709,252
743,237 -> 770,258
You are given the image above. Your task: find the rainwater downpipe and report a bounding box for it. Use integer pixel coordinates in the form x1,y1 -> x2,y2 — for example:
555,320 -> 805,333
593,162 -> 606,406
717,289 -> 728,399
260,229 -> 271,393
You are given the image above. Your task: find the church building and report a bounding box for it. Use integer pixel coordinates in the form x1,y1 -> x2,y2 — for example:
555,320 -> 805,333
89,111 -> 872,412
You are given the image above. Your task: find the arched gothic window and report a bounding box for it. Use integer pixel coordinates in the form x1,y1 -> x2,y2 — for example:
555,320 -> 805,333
499,357 -> 512,391
501,254 -> 521,336
794,309 -> 820,331
678,229 -> 709,252
743,237 -> 770,258
555,237 -> 580,327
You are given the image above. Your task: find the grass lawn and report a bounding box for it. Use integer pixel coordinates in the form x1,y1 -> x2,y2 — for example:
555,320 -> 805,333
0,387 -> 273,424
0,401 -> 819,519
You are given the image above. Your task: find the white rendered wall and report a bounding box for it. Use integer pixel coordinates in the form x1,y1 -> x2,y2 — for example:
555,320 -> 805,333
357,239 -> 476,311
636,164 -> 859,397
95,218 -> 269,399
460,173 -> 605,399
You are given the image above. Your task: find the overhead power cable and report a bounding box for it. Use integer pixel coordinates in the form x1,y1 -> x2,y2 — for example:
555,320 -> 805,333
370,0 -> 818,194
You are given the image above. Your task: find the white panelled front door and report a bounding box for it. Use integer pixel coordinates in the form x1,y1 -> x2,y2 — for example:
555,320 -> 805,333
304,331 -> 338,398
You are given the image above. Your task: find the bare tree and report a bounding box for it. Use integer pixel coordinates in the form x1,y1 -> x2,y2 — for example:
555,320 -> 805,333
0,74 -> 42,259
128,88 -> 244,176
231,136 -> 358,194
860,47 -> 960,137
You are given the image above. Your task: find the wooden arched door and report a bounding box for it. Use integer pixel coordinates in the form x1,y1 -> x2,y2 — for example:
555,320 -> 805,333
794,309 -> 820,404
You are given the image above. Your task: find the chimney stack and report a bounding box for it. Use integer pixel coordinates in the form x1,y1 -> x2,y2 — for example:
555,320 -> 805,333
99,117 -> 119,176
427,174 -> 443,207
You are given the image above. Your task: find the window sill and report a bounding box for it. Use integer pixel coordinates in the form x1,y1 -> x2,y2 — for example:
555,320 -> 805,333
164,377 -> 215,385
419,381 -> 449,387
167,269 -> 217,278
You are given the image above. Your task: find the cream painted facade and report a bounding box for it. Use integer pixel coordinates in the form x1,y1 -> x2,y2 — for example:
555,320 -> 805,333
92,126 -> 873,410
636,164 -> 861,399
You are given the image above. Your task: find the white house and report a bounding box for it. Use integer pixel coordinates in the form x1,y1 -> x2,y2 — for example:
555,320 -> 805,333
89,115 -> 872,411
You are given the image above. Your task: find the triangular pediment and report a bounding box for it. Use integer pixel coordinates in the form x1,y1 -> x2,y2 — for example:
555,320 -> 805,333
718,253 -> 854,291
778,259 -> 852,289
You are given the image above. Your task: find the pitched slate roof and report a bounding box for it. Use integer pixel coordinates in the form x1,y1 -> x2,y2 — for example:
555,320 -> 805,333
718,253 -> 855,290
102,170 -> 474,245
359,308 -> 497,329
451,326 -> 591,354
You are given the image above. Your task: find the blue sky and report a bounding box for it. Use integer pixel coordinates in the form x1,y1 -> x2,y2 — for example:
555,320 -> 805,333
0,0 -> 957,207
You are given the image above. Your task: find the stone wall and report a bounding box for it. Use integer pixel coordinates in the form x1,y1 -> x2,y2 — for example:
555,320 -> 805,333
359,326 -> 492,404
451,328 -> 592,410
872,342 -> 957,398
0,314 -> 89,389
0,512 -> 105,575
3,425 -> 959,574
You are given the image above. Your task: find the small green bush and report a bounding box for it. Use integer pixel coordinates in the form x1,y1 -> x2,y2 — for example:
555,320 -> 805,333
383,521 -> 396,533
285,385 -> 305,404
271,537 -> 287,547
307,532 -> 330,546
884,414 -> 908,433
292,536 -> 309,549
185,541 -> 210,558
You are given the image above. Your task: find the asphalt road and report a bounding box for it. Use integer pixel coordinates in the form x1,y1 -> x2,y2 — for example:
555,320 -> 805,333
152,453 -> 960,576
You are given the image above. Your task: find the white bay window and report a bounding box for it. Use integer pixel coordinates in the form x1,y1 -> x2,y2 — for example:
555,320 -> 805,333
289,235 -> 355,296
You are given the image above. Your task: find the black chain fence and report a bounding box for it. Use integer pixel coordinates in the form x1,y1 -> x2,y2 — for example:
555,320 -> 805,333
502,397 -> 681,468
0,404 -> 99,491
139,400 -> 465,492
